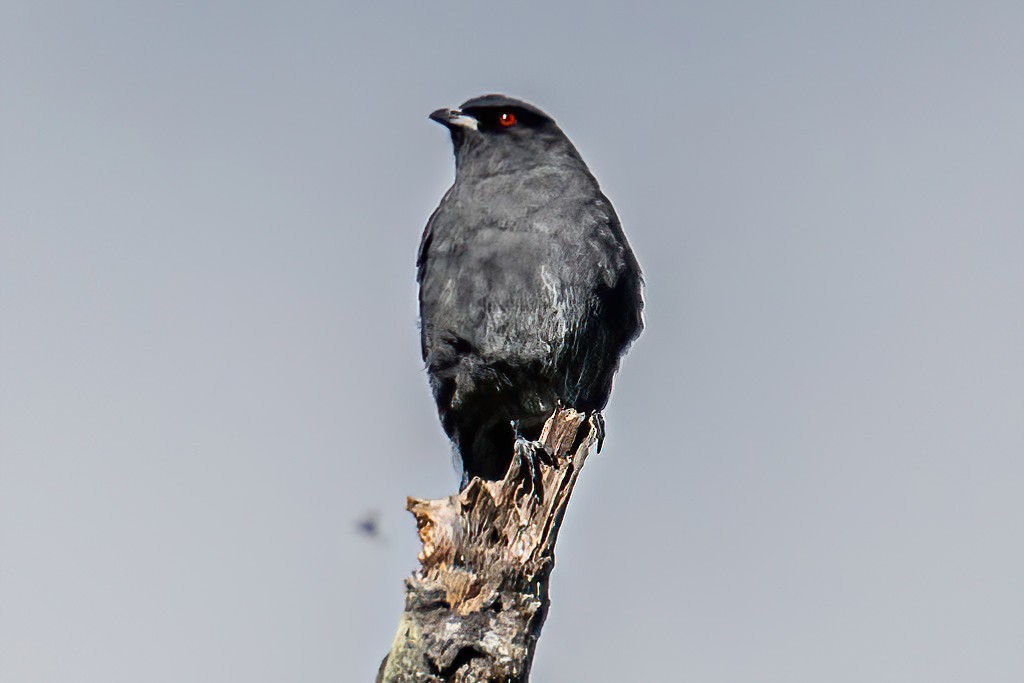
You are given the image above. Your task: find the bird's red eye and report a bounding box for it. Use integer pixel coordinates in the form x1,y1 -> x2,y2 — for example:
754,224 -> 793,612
498,112 -> 517,127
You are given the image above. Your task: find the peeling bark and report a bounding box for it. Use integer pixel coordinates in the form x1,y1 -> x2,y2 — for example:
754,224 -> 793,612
377,408 -> 601,683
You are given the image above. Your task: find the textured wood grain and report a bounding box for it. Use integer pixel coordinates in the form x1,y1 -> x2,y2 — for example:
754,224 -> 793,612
377,408 -> 600,683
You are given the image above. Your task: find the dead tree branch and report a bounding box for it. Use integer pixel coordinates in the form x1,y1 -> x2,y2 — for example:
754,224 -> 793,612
377,408 -> 601,683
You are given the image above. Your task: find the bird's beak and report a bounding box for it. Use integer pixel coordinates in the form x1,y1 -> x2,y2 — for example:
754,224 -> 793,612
429,107 -> 479,131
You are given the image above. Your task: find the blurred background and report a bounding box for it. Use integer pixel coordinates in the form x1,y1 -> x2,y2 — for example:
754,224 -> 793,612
2,2 -> 1022,681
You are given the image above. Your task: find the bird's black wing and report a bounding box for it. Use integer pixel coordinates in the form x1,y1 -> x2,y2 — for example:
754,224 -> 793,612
416,216 -> 435,285
417,186 -> 456,284
417,188 -> 456,362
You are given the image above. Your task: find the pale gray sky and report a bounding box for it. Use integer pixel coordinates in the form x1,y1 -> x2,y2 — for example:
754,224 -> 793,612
2,2 -> 1023,681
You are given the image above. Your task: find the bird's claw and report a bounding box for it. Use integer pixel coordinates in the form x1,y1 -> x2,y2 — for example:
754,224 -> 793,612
592,412 -> 606,453
512,420 -> 553,493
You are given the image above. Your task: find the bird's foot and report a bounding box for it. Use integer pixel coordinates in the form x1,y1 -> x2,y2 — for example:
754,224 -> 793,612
514,440 -> 545,497
591,411 -> 606,453
511,420 -> 554,495
512,418 -> 555,465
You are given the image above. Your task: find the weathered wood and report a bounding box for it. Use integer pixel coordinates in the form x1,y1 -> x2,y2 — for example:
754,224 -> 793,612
377,408 -> 601,683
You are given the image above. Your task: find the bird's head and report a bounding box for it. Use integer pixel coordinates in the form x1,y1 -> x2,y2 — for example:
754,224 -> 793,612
429,94 -> 583,176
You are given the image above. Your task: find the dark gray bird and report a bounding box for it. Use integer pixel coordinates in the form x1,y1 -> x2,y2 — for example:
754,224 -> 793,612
418,94 -> 643,483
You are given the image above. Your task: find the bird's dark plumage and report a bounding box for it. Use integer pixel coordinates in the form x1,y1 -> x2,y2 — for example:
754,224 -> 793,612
419,95 -> 643,483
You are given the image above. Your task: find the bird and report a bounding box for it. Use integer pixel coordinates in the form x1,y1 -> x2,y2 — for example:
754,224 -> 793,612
418,94 -> 643,485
